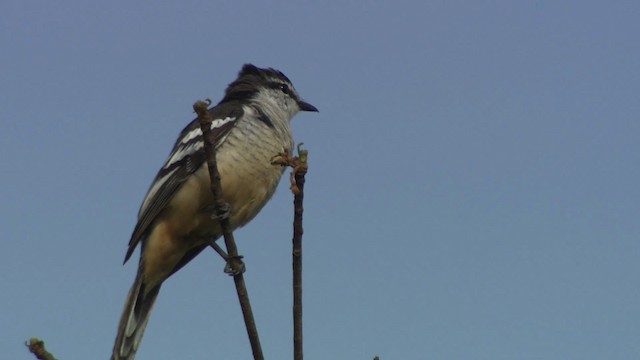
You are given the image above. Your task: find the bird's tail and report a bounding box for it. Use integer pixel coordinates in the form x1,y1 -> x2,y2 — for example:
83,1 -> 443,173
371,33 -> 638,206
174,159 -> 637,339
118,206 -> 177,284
111,269 -> 160,360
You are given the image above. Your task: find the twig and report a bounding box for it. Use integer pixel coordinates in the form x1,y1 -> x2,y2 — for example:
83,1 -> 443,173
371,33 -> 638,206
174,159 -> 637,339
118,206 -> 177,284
25,338 -> 57,360
271,144 -> 308,360
193,100 -> 264,360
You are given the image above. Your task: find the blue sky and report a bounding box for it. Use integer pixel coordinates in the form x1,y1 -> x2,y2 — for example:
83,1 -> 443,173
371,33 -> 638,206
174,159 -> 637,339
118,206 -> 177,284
1,1 -> 639,359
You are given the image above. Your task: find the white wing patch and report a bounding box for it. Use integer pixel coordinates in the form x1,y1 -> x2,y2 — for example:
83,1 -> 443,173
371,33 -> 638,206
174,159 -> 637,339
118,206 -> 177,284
180,127 -> 201,144
137,116 -> 236,220
138,167 -> 178,218
165,117 -> 236,169
180,117 -> 236,144
165,141 -> 203,169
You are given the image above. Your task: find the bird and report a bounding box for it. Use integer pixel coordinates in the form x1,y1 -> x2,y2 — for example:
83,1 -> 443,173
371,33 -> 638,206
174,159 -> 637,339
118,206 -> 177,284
111,64 -> 318,360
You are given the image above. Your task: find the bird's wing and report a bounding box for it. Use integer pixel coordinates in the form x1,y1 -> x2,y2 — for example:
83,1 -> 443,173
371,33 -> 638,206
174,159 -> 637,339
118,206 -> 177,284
124,103 -> 243,263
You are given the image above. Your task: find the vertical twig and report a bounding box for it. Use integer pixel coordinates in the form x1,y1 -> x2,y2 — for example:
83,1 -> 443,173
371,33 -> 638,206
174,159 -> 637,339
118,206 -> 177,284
292,161 -> 306,360
271,145 -> 308,360
292,173 -> 304,360
193,100 -> 264,360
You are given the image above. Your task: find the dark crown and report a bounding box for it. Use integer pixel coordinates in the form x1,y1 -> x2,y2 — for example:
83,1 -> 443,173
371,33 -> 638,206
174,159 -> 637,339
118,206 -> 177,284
220,64 -> 292,104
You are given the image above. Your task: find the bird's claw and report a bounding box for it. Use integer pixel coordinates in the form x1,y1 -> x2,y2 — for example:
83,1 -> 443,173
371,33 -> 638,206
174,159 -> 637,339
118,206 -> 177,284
224,255 -> 246,276
270,146 -> 308,195
204,202 -> 231,220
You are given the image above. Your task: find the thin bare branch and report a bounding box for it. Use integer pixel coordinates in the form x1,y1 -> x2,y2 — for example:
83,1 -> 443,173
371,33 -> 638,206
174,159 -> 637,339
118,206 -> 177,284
193,100 -> 264,360
272,144 -> 308,360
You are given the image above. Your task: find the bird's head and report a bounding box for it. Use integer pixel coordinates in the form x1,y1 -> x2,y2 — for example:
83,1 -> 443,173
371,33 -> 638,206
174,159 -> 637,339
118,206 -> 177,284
221,64 -> 318,120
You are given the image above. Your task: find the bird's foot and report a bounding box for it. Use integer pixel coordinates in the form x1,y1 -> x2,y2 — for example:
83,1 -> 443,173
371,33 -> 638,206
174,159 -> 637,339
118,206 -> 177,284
209,241 -> 246,276
270,145 -> 308,194
203,202 -> 232,220
224,255 -> 246,276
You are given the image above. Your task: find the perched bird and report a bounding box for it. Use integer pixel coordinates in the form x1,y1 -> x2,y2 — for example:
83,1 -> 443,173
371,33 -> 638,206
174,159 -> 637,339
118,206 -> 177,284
112,64 -> 318,360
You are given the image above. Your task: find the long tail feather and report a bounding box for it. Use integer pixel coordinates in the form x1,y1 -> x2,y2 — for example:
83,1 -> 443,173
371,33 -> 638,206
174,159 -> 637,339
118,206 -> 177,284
111,270 -> 160,360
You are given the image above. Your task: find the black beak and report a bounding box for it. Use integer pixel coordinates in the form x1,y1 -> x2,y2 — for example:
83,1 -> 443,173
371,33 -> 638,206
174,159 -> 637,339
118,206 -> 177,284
298,100 -> 319,112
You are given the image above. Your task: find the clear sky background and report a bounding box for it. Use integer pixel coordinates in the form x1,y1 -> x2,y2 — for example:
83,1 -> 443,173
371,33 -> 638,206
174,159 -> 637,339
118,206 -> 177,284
1,1 -> 639,359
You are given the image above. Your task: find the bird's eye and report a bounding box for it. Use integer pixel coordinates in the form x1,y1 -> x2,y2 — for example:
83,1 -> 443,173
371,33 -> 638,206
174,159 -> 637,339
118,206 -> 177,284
280,84 -> 290,95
